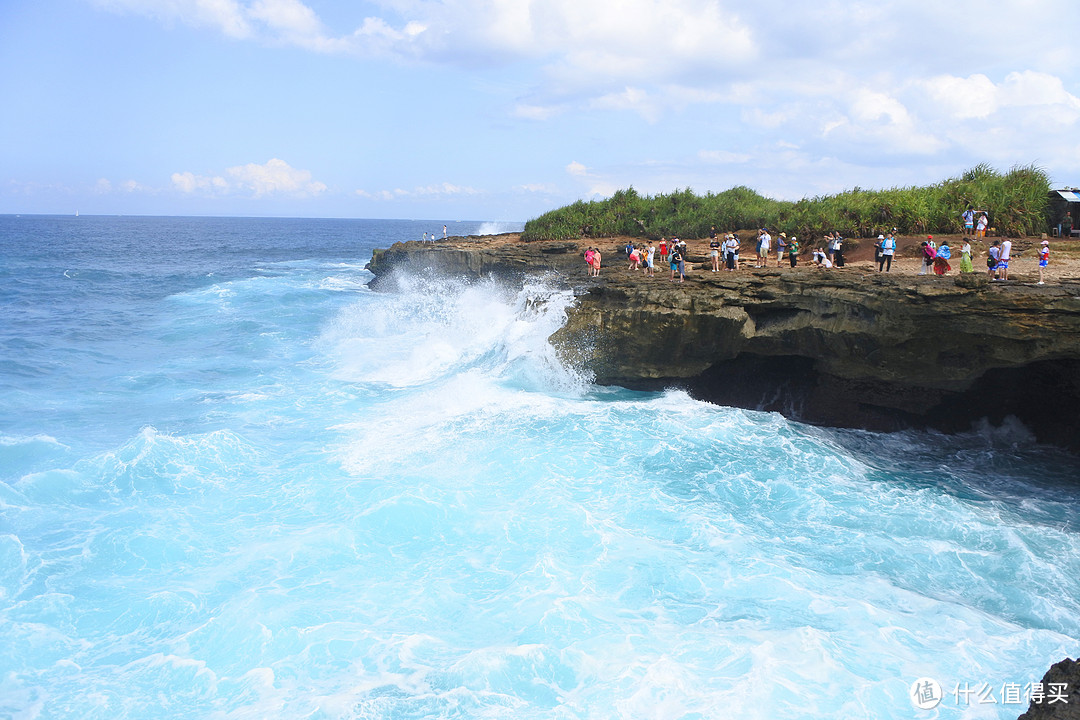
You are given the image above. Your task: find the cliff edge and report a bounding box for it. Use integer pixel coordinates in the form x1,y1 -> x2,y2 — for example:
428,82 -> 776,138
367,235 -> 1080,451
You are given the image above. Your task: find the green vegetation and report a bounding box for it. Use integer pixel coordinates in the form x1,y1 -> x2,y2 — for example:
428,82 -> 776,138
521,164 -> 1053,242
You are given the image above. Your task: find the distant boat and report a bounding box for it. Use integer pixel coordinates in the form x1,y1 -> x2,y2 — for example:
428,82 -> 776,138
75,210 -> 79,217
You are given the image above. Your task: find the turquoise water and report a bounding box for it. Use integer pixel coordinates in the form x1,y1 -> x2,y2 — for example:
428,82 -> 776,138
1,216 -> 1078,719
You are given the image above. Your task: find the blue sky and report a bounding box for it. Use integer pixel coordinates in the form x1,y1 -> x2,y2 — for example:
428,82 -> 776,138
2,0 -> 1078,221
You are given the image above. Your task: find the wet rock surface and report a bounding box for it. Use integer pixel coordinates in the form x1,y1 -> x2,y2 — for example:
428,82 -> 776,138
368,236 -> 1080,452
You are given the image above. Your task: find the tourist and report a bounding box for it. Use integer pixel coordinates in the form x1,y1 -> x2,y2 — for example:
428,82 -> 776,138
919,240 -> 936,275
591,248 -> 602,277
999,237 -> 1012,280
987,240 -> 1001,279
933,241 -> 952,275
646,240 -> 656,277
1063,211 -> 1074,238
726,233 -> 740,270
669,243 -> 684,282
676,238 -> 689,276
976,212 -> 988,239
709,231 -> 722,272
879,233 -> 896,272
584,247 -> 594,276
776,233 -> 787,266
628,245 -> 641,271
813,247 -> 833,268
829,232 -> 843,266
756,228 -> 771,268
659,237 -> 669,263
874,235 -> 884,267
962,206 -> 975,236
787,236 -> 799,267
959,238 -> 974,273
443,225 -> 448,238
625,240 -> 635,259
1038,239 -> 1049,284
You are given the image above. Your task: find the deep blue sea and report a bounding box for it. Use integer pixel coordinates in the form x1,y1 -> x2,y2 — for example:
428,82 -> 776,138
1,215 -> 1079,719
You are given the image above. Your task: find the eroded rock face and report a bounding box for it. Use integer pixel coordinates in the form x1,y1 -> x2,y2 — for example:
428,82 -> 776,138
367,238 -> 1080,451
1017,658 -> 1080,720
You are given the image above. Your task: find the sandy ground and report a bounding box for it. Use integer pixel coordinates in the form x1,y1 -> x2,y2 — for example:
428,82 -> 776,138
489,233 -> 1080,284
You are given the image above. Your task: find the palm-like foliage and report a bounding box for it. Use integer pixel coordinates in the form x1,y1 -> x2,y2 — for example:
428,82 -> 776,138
521,164 -> 1052,241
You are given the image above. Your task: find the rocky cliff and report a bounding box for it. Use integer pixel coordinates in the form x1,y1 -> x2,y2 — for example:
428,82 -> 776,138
367,236 -> 1080,451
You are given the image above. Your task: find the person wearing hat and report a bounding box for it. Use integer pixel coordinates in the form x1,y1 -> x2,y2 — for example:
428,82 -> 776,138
879,232 -> 896,272
775,232 -> 787,266
1038,239 -> 1050,284
874,234 -> 884,267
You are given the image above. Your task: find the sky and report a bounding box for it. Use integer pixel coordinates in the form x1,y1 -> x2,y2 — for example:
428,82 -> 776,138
1,0 -> 1079,222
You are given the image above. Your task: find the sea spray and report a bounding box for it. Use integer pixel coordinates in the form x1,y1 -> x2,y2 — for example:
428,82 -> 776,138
1,216 -> 1078,719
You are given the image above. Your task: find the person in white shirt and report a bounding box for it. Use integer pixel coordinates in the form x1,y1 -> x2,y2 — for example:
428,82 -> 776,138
999,238 -> 1012,280
879,233 -> 896,272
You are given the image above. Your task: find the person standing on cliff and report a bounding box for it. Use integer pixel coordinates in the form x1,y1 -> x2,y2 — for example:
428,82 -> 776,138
878,233 -> 896,272
584,248 -> 595,276
1038,239 -> 1049,284
709,231 -> 722,272
987,240 -> 1001,279
959,238 -> 974,273
775,233 -> 787,267
787,236 -> 799,267
726,233 -> 740,270
659,237 -> 668,263
962,206 -> 975,236
646,240 -> 656,277
976,212 -> 988,238
669,244 -> 684,282
999,237 -> 1012,280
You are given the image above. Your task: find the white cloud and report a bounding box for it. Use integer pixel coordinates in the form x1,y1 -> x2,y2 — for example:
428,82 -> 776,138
923,71 -> 1080,122
225,158 -> 327,197
172,159 -> 325,197
566,162 -> 589,178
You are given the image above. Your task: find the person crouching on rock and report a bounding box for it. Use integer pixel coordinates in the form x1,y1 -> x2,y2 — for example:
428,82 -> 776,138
933,241 -> 952,275
628,245 -> 641,271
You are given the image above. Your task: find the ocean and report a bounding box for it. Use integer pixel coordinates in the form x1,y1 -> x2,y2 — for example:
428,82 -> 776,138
1,215 -> 1078,720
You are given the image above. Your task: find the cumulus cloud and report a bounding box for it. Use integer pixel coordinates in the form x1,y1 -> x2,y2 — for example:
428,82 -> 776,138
172,159 -> 325,197
99,0 -> 1080,194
